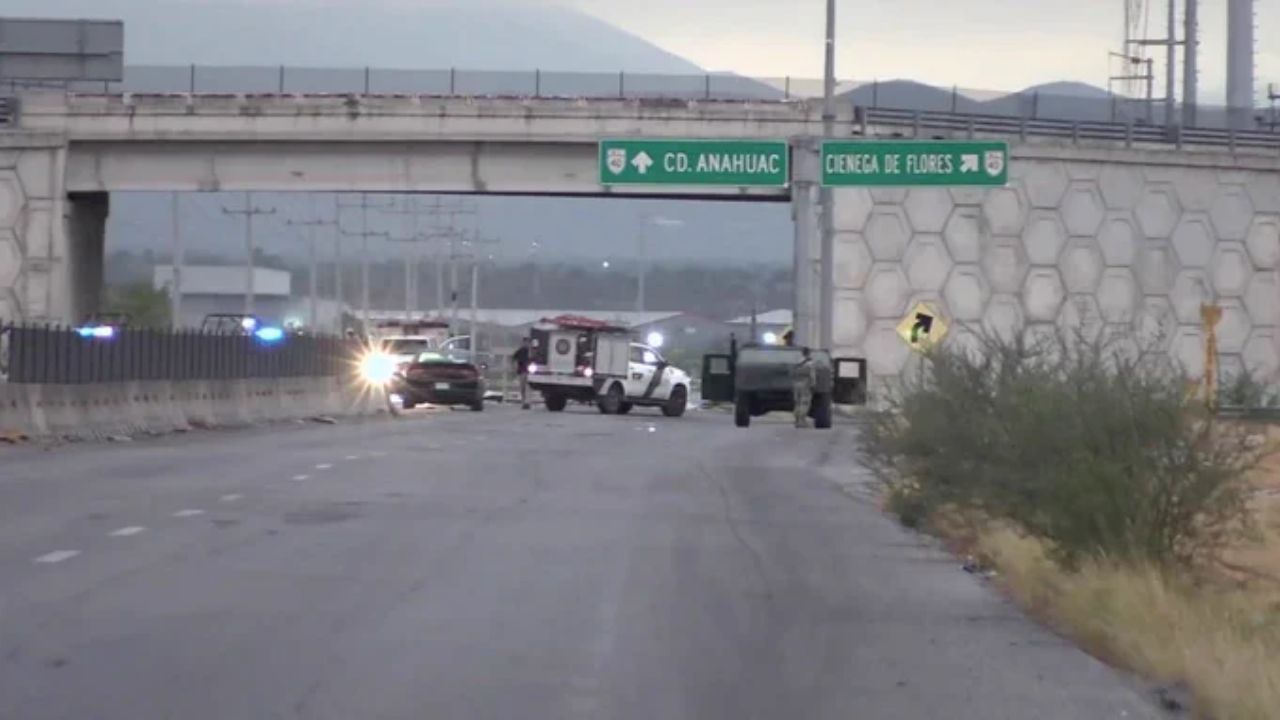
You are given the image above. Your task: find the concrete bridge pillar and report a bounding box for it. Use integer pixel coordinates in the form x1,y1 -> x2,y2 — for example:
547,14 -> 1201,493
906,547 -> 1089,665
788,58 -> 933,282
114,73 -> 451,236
827,148 -> 1280,396
0,136 -> 107,326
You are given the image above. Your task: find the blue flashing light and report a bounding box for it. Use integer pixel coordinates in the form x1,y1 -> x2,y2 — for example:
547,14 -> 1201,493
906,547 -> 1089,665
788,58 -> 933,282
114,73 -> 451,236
254,326 -> 285,344
76,325 -> 116,339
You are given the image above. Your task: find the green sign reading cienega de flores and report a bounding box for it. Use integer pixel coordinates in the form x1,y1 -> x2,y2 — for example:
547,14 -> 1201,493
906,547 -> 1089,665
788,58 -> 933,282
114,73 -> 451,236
599,139 -> 790,187
822,140 -> 1009,187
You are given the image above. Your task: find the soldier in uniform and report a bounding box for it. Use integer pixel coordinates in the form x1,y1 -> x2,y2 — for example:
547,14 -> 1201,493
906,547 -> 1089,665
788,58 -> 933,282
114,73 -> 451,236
792,346 -> 816,428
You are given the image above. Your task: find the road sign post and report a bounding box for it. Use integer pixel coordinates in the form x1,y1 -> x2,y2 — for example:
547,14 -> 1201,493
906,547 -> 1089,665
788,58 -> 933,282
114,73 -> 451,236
822,140 -> 1009,187
599,139 -> 789,187
896,302 -> 949,352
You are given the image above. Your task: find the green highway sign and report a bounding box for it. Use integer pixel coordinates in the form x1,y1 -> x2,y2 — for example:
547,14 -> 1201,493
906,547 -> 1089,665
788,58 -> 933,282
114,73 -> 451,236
822,140 -> 1009,187
599,139 -> 790,187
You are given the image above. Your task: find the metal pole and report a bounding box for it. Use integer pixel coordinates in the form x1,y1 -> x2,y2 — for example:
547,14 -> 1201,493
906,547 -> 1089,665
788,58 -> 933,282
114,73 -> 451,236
449,250 -> 459,328
817,0 -> 837,350
469,262 -> 478,352
1182,0 -> 1198,127
434,240 -> 444,315
308,194 -> 318,329
170,191 -> 183,328
244,191 -> 255,316
333,193 -> 344,314
1165,0 -> 1177,126
361,192 -> 370,330
636,219 -> 647,313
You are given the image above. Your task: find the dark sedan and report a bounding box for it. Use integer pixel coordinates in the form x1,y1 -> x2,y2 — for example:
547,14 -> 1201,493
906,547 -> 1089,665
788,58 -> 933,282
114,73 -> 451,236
390,351 -> 486,411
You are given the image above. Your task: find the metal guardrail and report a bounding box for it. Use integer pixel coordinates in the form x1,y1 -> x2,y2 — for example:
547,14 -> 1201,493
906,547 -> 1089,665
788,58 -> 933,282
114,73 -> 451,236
1,323 -> 358,384
0,96 -> 16,128
859,107 -> 1280,151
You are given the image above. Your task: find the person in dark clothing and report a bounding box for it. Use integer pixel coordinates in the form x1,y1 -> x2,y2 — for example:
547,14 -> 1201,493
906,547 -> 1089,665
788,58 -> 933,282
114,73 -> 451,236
512,337 -> 532,409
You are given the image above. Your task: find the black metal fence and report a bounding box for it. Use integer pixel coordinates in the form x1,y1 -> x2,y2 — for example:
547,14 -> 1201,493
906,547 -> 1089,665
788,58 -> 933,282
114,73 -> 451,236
0,324 -> 358,385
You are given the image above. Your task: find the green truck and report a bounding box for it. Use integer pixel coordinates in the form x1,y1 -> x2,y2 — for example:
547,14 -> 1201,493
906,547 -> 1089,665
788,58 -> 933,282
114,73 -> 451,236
700,345 -> 867,428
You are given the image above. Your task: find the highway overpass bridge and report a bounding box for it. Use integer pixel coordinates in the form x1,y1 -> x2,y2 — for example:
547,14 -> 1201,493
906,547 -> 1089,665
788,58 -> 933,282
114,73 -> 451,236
2,91 -> 1279,389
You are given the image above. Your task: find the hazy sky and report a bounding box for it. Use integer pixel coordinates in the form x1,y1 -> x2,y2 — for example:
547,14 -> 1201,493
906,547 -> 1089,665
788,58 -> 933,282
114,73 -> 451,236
573,0 -> 1280,101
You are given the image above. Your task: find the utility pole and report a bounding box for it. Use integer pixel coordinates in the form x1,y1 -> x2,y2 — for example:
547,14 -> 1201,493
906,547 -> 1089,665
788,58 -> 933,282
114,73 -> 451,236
170,191 -> 183,328
818,0 -> 837,350
1182,0 -> 1198,127
222,192 -> 276,317
337,193 -> 395,331
449,230 -> 500,349
286,194 -> 337,330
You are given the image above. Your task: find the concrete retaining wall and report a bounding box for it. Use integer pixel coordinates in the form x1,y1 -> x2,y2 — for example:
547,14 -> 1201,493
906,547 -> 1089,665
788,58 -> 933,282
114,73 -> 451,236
0,376 -> 386,440
831,144 -> 1280,393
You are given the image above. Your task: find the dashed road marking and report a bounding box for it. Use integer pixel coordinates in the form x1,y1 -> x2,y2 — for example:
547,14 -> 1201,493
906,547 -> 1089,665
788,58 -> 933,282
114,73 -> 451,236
292,474 -> 309,481
173,509 -> 205,518
108,526 -> 146,537
219,494 -> 243,503
33,550 -> 80,564
315,464 -> 333,470
344,455 -> 359,460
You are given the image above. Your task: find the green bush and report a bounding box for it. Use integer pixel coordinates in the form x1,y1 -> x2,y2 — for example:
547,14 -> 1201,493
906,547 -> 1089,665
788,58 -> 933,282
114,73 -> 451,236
862,331 -> 1259,568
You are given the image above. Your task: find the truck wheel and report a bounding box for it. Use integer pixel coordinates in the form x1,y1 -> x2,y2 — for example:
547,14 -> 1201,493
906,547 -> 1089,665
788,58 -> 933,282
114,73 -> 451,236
734,392 -> 751,428
544,393 -> 567,412
617,402 -> 633,415
597,383 -> 624,415
401,399 -> 417,411
662,386 -> 687,418
813,393 -> 833,429
470,397 -> 485,412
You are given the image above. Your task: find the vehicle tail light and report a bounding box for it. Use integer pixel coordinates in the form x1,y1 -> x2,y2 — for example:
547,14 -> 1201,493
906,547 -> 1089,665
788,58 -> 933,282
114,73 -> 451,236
575,366 -> 594,378
528,363 -> 540,374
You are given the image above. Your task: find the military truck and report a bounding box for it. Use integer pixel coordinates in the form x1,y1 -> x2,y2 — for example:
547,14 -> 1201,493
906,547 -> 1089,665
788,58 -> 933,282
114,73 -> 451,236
700,345 -> 866,428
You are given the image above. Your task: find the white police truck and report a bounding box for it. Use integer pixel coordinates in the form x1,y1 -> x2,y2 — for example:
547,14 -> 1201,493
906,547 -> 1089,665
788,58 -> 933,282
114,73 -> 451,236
526,315 -> 690,417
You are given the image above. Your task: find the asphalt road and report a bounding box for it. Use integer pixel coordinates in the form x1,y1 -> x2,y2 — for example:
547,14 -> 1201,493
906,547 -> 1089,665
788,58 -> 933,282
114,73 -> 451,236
0,403 -> 1162,720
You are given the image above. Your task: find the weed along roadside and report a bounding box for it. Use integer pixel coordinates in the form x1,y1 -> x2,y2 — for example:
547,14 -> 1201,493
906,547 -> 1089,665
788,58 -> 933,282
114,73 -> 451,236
860,332 -> 1280,720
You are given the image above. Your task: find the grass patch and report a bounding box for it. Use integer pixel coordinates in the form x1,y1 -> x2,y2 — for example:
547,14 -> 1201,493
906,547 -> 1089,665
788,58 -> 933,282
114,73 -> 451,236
967,524 -> 1280,720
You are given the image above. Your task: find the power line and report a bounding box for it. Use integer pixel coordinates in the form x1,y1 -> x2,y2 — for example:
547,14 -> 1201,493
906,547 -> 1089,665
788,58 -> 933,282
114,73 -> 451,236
221,192 -> 277,316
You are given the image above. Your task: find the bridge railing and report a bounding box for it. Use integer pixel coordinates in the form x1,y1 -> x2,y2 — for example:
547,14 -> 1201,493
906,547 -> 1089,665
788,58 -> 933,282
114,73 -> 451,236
0,323 -> 358,384
861,107 -> 1280,151
11,63 -> 1276,133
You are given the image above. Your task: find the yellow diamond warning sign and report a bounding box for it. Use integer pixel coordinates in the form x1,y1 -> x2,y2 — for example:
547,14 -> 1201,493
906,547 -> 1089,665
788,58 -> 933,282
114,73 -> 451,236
896,302 -> 949,351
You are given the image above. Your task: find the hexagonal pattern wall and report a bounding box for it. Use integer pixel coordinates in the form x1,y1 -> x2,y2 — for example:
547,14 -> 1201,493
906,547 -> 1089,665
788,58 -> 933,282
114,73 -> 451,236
825,151 -> 1280,389
865,207 -> 911,261
943,207 -> 983,264
1061,239 -> 1103,294
903,236 -> 950,292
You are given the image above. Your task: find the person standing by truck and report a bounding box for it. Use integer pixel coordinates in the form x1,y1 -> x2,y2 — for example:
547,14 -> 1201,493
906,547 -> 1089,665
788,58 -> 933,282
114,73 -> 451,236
791,346 -> 816,428
512,337 -> 532,410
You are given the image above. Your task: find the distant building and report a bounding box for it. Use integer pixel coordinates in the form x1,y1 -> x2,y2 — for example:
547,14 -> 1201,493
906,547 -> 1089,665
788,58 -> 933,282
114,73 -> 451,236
727,309 -> 792,344
629,313 -> 734,356
154,265 -> 294,329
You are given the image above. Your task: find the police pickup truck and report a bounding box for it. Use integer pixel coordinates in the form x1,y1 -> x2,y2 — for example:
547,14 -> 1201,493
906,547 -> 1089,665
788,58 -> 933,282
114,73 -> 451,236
526,315 -> 691,417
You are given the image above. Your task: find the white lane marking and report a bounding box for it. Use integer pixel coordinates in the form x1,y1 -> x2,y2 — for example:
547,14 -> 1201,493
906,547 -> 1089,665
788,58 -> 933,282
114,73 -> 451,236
344,455 -> 359,460
33,550 -> 80,564
173,509 -> 205,518
292,474 -> 309,481
219,494 -> 243,503
315,463 -> 333,470
108,526 -> 146,537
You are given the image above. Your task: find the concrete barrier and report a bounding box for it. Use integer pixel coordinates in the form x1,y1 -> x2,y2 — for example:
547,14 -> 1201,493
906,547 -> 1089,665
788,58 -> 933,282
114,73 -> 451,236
0,376 -> 386,441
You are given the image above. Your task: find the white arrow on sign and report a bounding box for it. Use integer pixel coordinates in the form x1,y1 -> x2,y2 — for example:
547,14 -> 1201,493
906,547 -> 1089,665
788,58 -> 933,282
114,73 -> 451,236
960,154 -> 979,173
631,151 -> 655,174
